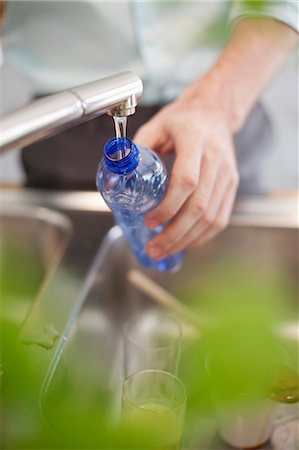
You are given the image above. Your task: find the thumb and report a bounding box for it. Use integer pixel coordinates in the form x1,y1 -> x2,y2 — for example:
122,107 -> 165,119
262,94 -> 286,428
133,116 -> 168,152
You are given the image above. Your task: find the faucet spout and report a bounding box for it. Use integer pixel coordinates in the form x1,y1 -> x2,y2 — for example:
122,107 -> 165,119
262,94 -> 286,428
0,71 -> 143,154
107,94 -> 137,117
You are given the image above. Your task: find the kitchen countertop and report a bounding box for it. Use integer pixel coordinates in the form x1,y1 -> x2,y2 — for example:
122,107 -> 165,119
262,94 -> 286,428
1,187 -> 298,229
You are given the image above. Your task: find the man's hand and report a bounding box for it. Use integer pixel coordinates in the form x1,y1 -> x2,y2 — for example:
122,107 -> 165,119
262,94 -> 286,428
134,80 -> 239,260
135,18 -> 297,260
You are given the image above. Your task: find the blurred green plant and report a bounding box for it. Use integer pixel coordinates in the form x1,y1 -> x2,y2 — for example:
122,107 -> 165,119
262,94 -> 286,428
1,283 -> 154,448
178,258 -> 298,432
2,253 -> 297,449
0,244 -> 176,449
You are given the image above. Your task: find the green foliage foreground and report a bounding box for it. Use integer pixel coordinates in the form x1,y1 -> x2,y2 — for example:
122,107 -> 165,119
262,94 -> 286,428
1,256 -> 297,449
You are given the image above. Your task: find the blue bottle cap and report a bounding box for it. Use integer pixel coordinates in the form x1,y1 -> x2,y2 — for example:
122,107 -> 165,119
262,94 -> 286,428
103,137 -> 140,174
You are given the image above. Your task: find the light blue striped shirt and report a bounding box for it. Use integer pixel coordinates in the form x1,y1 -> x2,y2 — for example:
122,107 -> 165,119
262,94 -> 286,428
4,1 -> 298,103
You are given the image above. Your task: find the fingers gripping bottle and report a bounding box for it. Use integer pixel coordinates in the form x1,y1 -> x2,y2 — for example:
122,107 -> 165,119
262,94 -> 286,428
97,137 -> 185,272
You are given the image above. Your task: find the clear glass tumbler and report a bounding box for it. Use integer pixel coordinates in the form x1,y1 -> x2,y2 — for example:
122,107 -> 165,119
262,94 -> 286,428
124,310 -> 182,377
122,369 -> 186,450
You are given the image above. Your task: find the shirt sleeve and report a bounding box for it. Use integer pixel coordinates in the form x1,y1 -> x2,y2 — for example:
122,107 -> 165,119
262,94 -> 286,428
229,0 -> 299,33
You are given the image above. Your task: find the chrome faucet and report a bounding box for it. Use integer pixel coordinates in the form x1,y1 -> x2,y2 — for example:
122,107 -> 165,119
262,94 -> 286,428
0,71 -> 143,153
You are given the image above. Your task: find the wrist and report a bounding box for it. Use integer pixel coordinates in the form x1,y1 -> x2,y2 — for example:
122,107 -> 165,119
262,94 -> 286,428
178,70 -> 245,134
203,67 -> 248,133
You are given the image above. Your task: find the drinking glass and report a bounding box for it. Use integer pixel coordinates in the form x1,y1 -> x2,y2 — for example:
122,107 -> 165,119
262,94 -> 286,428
124,310 -> 182,376
122,369 -> 186,450
205,351 -> 299,448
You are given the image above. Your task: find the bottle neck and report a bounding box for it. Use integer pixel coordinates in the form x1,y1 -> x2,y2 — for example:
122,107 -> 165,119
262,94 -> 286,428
103,137 -> 140,175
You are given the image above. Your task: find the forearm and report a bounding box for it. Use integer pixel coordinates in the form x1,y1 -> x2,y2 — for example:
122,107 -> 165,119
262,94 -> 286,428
181,18 -> 298,133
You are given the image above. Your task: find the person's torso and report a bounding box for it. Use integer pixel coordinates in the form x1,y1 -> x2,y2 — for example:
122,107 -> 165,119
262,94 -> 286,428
4,0 -> 228,103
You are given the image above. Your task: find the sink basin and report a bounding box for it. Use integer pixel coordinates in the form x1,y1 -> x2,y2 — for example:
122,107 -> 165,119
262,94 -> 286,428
1,189 -> 298,449
0,198 -> 115,449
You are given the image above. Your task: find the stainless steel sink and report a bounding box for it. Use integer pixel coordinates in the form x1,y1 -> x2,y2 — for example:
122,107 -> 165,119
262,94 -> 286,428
1,189 -> 298,449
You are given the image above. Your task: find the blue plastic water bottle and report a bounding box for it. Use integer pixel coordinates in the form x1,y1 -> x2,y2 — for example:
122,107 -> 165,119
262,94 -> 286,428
97,137 -> 185,272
